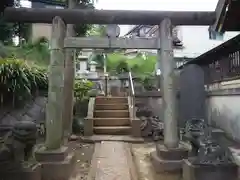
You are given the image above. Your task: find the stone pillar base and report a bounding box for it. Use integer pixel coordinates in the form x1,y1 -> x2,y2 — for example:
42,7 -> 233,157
84,118 -> 93,136
183,158 -> 238,180
0,163 -> 41,180
35,146 -> 76,180
150,143 -> 189,173
131,119 -> 141,137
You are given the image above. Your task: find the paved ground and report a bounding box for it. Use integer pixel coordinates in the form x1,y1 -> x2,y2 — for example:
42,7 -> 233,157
68,140 -> 183,180
89,141 -> 134,180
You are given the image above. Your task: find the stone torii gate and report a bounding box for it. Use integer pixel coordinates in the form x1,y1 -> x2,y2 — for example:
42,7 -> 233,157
3,7 -> 217,177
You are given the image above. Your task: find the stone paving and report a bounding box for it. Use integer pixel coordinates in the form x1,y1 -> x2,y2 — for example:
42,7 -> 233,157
92,141 -> 133,180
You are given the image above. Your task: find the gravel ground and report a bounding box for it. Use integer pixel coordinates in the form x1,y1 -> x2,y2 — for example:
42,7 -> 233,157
132,142 -> 182,180
66,141 -> 182,180
67,141 -> 95,180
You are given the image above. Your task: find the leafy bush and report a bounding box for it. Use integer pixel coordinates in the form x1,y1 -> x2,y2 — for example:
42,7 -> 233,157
107,53 -> 156,75
142,76 -> 156,91
73,79 -> 94,135
0,42 -> 10,58
74,79 -> 93,101
115,60 -> 129,74
0,58 -> 47,107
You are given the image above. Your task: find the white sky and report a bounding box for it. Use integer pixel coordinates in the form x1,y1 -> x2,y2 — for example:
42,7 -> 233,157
21,0 -> 219,35
95,0 -> 218,11
21,0 -> 218,11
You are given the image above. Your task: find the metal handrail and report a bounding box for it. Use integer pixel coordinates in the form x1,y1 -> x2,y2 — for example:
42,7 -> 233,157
128,71 -> 136,119
129,71 -> 135,97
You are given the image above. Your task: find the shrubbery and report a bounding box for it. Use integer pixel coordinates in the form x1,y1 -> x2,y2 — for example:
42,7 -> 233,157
0,58 -> 47,107
74,79 -> 93,101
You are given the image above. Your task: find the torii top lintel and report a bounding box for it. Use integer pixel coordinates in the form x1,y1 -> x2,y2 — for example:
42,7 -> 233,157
3,7 -> 216,25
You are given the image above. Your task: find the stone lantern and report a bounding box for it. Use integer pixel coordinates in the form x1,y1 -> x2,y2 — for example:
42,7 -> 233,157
89,61 -> 98,72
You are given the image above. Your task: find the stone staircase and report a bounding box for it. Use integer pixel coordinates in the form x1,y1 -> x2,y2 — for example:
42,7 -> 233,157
93,97 -> 132,135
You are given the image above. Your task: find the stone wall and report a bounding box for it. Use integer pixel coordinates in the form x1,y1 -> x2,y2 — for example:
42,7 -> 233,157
0,96 -> 47,126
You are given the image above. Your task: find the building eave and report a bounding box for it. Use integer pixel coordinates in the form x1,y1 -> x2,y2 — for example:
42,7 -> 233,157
213,0 -> 240,32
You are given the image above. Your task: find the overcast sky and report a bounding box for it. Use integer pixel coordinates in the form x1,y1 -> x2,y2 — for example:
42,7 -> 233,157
21,0 -> 218,11
95,0 -> 218,11
21,0 -> 219,35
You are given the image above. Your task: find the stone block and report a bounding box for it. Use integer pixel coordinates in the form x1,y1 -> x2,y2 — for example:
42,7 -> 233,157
0,163 -> 41,180
21,114 -> 34,122
150,151 -> 183,173
34,97 -> 47,107
84,118 -> 93,136
35,147 -> 76,180
1,114 -> 18,125
26,104 -> 42,119
35,146 -> 68,162
40,153 -> 76,180
156,144 -> 189,161
131,119 -> 141,137
182,159 -> 238,180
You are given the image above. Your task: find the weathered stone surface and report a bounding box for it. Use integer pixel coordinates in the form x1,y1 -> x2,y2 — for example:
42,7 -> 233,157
182,159 -> 238,180
81,135 -> 144,143
0,164 -> 41,180
10,109 -> 26,120
1,114 -> 18,125
93,141 -> 133,180
39,153 -> 76,180
0,96 -> 47,127
35,146 -> 68,162
20,114 -> 34,122
26,104 -> 42,119
150,151 -> 183,173
179,64 -> 205,128
34,97 -> 47,107
0,108 -> 9,119
156,144 -> 189,161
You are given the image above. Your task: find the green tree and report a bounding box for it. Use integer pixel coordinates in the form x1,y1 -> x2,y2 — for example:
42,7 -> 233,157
116,60 -> 129,74
0,0 -> 96,44
0,17 -> 14,44
0,0 -> 31,44
87,25 -> 106,36
74,0 -> 96,36
88,53 -> 105,68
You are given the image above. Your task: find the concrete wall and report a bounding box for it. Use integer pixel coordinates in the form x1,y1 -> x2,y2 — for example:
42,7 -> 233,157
138,87 -> 240,142
31,24 -> 52,42
206,90 -> 240,142
136,96 -> 163,120
31,2 -> 63,42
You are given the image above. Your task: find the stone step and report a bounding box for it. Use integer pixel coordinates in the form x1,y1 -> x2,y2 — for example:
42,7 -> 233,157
94,110 -> 129,118
93,126 -> 131,135
80,135 -> 144,143
95,103 -> 129,110
95,97 -> 128,104
93,118 -> 130,126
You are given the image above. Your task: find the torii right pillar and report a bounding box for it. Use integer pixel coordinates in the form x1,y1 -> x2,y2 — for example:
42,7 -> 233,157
150,18 -> 189,173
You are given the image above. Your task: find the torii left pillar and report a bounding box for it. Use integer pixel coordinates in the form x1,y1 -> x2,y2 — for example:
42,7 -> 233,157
35,16 -> 76,180
150,18 -> 189,173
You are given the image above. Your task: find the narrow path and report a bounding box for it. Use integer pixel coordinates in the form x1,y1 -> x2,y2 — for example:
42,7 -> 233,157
88,141 -> 137,180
